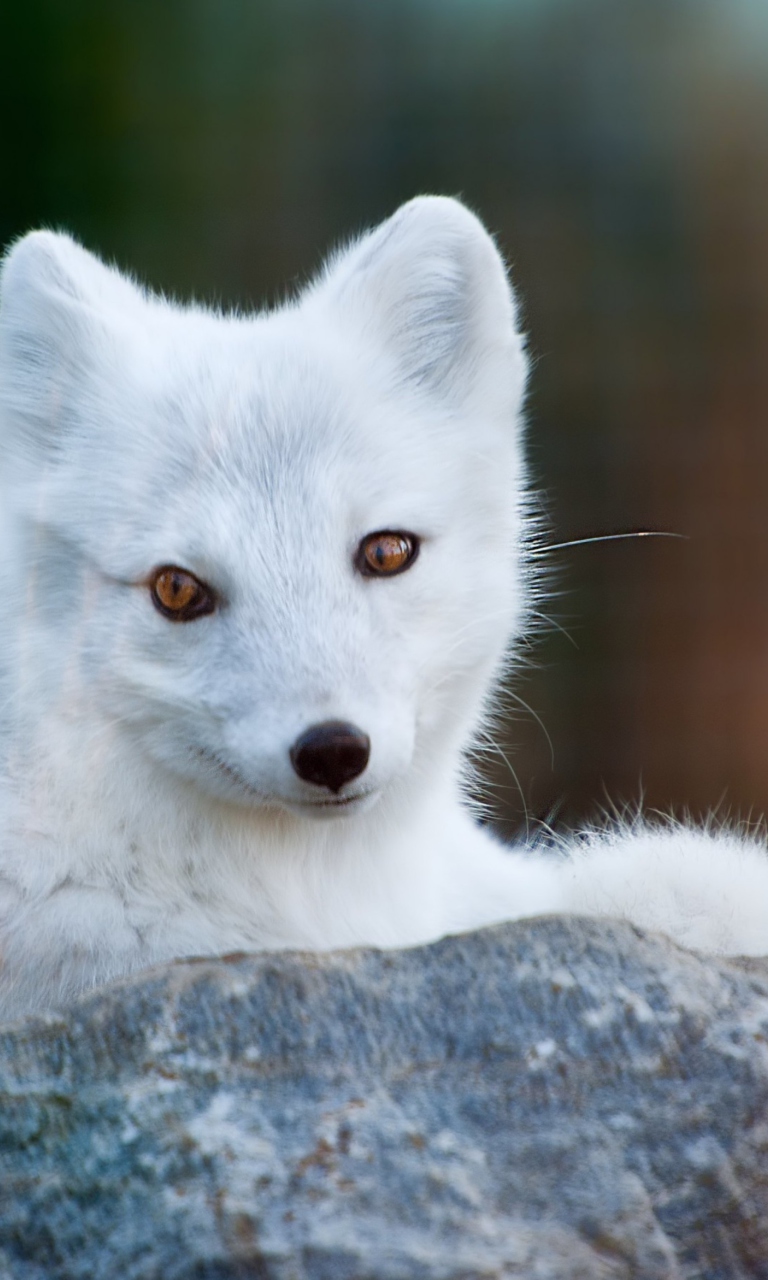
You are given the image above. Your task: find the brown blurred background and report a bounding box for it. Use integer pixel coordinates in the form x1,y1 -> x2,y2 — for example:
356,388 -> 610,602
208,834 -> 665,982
3,0 -> 768,838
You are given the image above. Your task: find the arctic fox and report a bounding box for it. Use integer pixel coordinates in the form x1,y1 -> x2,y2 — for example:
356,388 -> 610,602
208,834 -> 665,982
0,196 -> 767,1019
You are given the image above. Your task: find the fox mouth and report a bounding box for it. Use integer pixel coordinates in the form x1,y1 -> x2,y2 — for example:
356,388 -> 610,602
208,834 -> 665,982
195,749 -> 376,815
289,790 -> 379,819
307,795 -> 360,807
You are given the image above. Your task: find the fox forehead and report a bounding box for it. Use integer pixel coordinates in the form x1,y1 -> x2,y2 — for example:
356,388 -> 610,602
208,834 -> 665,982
64,311 -> 493,549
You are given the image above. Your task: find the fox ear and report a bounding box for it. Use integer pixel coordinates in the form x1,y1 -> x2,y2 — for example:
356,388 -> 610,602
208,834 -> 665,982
0,231 -> 140,460
313,196 -> 527,412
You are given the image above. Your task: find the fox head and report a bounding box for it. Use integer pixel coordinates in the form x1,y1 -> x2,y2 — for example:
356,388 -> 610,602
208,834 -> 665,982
0,197 -> 529,820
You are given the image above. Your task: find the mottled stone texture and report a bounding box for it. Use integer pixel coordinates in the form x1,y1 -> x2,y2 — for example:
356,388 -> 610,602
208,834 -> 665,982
0,918 -> 767,1279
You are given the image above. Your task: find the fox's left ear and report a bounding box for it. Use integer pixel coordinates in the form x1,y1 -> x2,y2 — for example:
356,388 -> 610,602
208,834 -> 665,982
0,231 -> 142,459
311,196 -> 527,415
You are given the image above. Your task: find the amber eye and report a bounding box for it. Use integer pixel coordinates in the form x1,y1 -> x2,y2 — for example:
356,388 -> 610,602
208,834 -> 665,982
356,531 -> 419,578
149,566 -> 216,622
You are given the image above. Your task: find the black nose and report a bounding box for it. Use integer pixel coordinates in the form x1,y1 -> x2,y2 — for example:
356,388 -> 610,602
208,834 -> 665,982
290,720 -> 371,794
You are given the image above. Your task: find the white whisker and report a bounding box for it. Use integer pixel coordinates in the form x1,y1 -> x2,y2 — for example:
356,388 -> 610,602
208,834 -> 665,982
531,530 -> 685,557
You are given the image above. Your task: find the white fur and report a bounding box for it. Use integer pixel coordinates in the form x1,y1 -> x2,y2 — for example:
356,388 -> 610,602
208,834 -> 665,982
0,196 -> 766,1019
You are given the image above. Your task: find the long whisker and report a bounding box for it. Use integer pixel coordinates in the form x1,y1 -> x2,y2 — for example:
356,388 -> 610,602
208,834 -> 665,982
531,531 -> 686,557
529,609 -> 579,649
471,729 -> 530,841
502,689 -> 555,770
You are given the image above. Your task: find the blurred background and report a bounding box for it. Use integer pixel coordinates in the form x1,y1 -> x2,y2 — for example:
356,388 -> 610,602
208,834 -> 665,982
3,0 -> 768,838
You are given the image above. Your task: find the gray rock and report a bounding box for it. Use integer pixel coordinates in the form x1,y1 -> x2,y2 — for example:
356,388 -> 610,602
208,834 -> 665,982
0,917 -> 767,1279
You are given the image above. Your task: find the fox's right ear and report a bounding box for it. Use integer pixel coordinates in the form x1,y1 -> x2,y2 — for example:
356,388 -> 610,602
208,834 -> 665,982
0,231 -> 140,460
309,196 -> 527,419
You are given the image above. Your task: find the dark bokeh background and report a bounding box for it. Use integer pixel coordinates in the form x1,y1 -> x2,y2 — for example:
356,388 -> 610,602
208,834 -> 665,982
3,0 -> 768,837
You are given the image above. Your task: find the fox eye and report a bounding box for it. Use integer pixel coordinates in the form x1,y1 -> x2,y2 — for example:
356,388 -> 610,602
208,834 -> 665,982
149,566 -> 216,621
356,531 -> 419,578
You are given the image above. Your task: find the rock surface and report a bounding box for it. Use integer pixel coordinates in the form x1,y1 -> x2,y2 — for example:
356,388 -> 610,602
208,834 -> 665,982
0,917 -> 767,1279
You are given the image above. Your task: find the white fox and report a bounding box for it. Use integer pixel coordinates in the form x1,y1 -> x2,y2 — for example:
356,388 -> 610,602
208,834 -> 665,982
0,195 -> 767,1019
